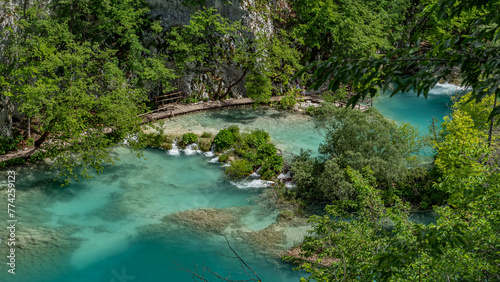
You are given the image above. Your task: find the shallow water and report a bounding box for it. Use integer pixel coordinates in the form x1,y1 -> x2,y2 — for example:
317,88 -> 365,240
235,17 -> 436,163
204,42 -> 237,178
0,86 -> 456,282
149,107 -> 324,155
373,82 -> 465,133
0,148 -> 304,282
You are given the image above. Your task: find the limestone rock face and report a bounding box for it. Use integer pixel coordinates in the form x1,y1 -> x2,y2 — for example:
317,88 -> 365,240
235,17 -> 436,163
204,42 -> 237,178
147,0 -> 278,98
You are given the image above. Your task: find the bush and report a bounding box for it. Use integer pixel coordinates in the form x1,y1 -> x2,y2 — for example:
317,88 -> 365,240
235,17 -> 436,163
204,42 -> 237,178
218,154 -> 230,163
213,128 -> 236,152
198,139 -> 212,152
280,88 -> 301,109
201,132 -> 213,138
227,125 -> 240,134
257,143 -> 277,160
142,132 -> 166,147
0,157 -> 25,168
0,136 -> 22,154
245,129 -> 270,148
260,155 -> 284,180
225,159 -> 253,178
182,133 -> 198,145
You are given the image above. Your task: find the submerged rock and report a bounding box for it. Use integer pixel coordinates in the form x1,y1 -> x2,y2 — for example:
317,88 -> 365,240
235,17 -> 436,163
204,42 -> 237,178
162,206 -> 251,233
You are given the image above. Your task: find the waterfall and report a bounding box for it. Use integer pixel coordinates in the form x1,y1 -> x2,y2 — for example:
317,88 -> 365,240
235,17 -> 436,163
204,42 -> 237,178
168,140 -> 180,156
250,167 -> 261,178
184,143 -> 201,155
230,179 -> 274,189
203,144 -> 216,157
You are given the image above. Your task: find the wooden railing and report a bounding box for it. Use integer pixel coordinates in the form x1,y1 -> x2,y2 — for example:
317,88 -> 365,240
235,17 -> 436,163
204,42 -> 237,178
154,91 -> 185,108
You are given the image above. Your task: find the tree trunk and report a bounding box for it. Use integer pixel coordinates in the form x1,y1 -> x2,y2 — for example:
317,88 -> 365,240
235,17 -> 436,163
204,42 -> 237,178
34,120 -> 56,148
34,130 -> 50,148
488,94 -> 497,147
225,68 -> 249,98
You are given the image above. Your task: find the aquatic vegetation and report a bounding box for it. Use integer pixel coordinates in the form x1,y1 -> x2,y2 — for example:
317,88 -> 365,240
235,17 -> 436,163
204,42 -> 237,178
213,128 -> 237,152
181,132 -> 198,146
225,159 -> 254,178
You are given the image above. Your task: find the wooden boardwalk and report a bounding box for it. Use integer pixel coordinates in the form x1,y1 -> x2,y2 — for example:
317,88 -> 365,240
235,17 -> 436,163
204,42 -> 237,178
0,96 -> 369,162
140,95 -> 369,124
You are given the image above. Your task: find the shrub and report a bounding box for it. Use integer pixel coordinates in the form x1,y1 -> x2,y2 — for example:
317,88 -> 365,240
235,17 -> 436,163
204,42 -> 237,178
201,132 -> 213,138
198,139 -> 212,152
182,133 -> 198,145
213,128 -> 236,152
142,132 -> 166,147
225,159 -> 253,178
260,155 -> 284,179
280,88 -> 301,109
0,157 -> 25,168
257,143 -> 277,160
246,129 -> 270,148
0,136 -> 22,154
218,154 -> 230,163
227,125 -> 240,135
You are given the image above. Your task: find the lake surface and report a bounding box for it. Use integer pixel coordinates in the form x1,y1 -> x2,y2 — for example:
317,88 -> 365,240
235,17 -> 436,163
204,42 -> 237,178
0,85 -> 456,282
373,82 -> 466,133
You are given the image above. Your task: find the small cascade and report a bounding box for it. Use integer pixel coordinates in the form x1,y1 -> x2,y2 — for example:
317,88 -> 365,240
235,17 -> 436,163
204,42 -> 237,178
278,171 -> 291,180
209,157 -> 219,163
168,140 -> 180,156
184,143 -> 202,155
203,144 -> 216,157
250,167 -> 261,178
230,179 -> 274,189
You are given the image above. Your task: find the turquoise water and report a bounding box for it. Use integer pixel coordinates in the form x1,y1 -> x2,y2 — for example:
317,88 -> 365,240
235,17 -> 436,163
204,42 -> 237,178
0,148 -> 305,282
148,107 -> 324,155
373,83 -> 465,132
0,86 -> 456,282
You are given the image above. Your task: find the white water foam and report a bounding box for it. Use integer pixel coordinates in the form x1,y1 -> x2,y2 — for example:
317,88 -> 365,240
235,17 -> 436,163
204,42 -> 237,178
168,141 -> 180,156
230,179 -> 274,189
285,182 -> 296,189
203,144 -> 216,157
428,83 -> 469,95
183,143 -> 202,155
278,171 -> 291,180
250,168 -> 261,178
209,157 -> 219,163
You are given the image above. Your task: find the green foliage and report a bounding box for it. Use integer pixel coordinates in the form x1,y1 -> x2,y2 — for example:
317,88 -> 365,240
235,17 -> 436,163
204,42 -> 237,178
245,30 -> 303,103
245,129 -> 270,148
141,132 -> 167,148
218,154 -> 230,163
291,98 -> 500,281
279,88 -> 302,110
260,155 -> 284,180
200,132 -> 213,138
287,167 -> 410,281
165,8 -> 251,99
245,70 -> 273,104
0,1 -> 176,184
0,157 -> 26,168
213,128 -> 237,152
0,136 -> 22,155
225,159 -> 253,178
291,107 -> 427,203
317,107 -> 422,184
301,0 -> 500,120
256,143 -> 277,160
181,133 -> 198,145
292,0 -> 411,59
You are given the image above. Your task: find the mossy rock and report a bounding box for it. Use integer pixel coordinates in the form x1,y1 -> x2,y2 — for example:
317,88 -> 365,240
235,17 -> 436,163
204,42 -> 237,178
162,207 -> 251,233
